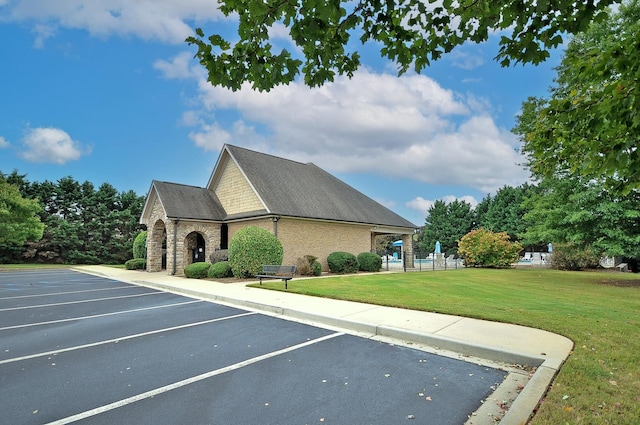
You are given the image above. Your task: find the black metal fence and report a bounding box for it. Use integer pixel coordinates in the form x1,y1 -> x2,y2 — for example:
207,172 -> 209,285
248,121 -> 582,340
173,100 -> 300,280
379,249 -> 464,272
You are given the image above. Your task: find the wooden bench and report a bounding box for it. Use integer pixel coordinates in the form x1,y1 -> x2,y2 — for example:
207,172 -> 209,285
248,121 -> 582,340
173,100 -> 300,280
256,265 -> 297,289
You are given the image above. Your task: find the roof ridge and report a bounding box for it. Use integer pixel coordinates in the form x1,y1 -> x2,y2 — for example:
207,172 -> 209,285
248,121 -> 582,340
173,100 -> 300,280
154,180 -> 207,190
226,144 -> 307,167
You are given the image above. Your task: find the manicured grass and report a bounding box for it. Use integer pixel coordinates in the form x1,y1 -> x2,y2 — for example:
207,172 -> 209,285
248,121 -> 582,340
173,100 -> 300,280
255,268 -> 640,424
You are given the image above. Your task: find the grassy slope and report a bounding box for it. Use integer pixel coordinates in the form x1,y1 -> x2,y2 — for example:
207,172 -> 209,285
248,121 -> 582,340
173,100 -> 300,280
256,269 -> 640,424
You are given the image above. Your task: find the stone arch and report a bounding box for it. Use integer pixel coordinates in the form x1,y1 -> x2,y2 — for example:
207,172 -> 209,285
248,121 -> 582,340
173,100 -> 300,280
147,219 -> 167,272
172,222 -> 221,274
184,231 -> 207,267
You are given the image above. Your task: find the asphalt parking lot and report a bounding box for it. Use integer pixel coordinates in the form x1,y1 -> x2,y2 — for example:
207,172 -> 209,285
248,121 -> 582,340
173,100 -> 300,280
1,269 -> 508,425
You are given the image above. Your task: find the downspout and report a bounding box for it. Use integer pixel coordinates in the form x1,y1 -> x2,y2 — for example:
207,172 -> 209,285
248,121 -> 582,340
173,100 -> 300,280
172,219 -> 179,275
272,216 -> 280,237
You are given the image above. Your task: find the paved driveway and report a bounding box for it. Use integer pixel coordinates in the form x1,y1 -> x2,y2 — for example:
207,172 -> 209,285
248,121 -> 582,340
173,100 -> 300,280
1,269 -> 507,424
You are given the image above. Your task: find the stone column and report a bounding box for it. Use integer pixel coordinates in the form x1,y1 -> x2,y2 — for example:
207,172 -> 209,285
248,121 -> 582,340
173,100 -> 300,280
402,234 -> 414,268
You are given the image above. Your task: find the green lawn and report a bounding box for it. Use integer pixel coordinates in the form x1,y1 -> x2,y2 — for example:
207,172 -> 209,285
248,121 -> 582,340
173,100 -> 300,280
254,268 -> 640,424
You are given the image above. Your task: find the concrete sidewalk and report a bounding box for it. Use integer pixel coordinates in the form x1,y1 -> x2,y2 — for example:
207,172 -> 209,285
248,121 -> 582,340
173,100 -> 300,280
74,265 -> 573,425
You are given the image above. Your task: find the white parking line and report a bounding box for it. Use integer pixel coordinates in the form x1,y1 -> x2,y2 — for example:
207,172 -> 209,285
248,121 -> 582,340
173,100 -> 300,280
0,291 -> 165,312
0,299 -> 203,331
45,332 -> 344,425
0,285 -> 141,301
0,311 -> 258,365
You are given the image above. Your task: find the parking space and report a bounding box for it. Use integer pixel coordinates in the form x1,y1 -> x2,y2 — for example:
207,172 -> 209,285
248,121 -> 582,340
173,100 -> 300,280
1,270 -> 507,425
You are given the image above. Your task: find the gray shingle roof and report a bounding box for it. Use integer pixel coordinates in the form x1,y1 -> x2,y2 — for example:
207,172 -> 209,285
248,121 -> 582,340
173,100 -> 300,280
144,145 -> 417,229
224,145 -> 417,228
152,180 -> 226,221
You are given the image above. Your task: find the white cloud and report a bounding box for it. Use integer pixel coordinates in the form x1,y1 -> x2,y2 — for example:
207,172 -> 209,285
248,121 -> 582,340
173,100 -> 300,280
0,136 -> 9,148
406,195 -> 479,220
163,64 -> 529,193
447,49 -> 485,70
154,51 -> 195,79
19,127 -> 90,164
4,0 -> 225,45
188,122 -> 232,152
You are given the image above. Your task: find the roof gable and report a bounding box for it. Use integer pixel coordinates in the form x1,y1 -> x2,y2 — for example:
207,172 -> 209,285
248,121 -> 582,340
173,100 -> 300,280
212,145 -> 416,228
141,180 -> 226,221
207,150 -> 266,215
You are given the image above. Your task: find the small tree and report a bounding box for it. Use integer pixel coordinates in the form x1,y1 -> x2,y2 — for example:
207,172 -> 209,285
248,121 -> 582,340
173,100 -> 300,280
132,230 -> 147,259
228,226 -> 283,278
0,180 -> 44,247
458,228 -> 522,268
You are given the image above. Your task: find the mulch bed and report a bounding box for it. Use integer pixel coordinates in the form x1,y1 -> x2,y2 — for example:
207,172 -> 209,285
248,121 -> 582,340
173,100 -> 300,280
598,279 -> 640,287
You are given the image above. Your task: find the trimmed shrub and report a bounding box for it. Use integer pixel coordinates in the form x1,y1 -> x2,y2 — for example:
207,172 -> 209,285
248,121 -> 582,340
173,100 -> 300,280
133,231 -> 147,259
327,251 -> 359,274
296,255 -> 323,276
549,243 -> 601,271
228,226 -> 283,278
124,258 -> 146,270
458,228 -> 522,268
208,261 -> 233,278
357,252 -> 382,272
184,262 -> 212,279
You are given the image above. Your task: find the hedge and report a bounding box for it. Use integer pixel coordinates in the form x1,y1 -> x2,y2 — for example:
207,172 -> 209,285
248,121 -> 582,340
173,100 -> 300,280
327,251 -> 359,274
184,262 -> 212,278
357,252 -> 382,272
208,261 -> 233,278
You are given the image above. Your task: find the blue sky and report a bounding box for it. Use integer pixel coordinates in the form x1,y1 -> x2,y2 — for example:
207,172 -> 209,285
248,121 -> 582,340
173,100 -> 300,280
0,1 -> 562,226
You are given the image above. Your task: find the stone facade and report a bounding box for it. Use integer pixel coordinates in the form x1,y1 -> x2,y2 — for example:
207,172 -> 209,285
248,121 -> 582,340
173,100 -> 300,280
145,197 -> 167,273
144,196 -> 221,276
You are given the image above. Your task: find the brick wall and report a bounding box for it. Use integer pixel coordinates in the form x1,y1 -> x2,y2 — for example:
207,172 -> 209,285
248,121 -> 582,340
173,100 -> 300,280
278,218 -> 372,271
225,218 -> 372,271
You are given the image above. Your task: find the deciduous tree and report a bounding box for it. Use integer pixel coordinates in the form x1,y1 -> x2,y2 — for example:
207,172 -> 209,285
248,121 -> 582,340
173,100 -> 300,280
0,179 -> 44,249
522,176 -> 640,261
458,228 -> 522,268
187,0 -> 613,91
516,1 -> 640,194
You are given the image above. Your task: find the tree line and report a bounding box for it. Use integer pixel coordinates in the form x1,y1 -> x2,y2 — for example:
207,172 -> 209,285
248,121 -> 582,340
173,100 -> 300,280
413,180 -> 640,270
0,171 -> 145,265
415,185 -> 533,257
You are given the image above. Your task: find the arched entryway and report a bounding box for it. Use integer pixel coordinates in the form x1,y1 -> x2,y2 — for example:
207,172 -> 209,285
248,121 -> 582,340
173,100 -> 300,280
185,231 -> 206,266
147,219 -> 167,272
